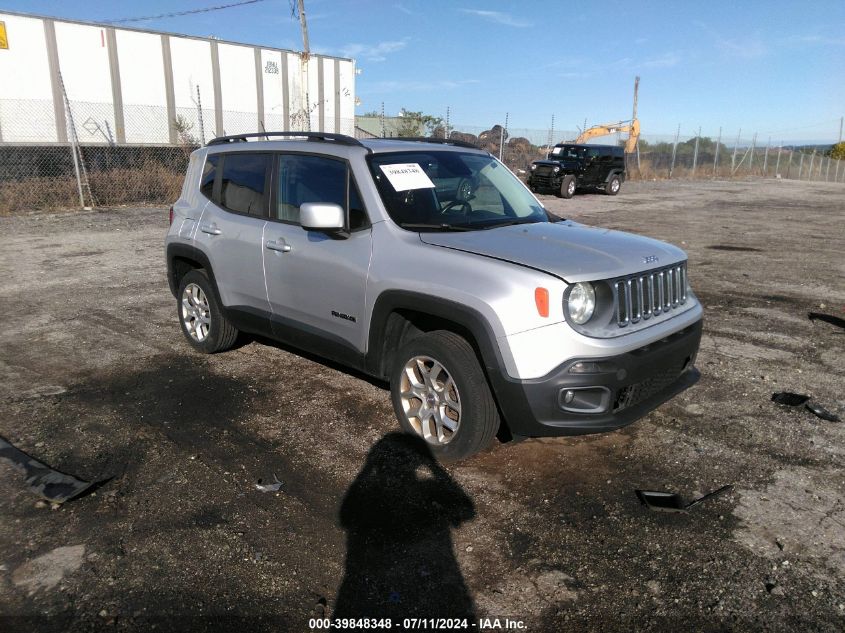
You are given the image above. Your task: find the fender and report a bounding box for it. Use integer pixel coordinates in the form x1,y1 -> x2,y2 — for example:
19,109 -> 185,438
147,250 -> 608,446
365,290 -> 507,380
604,168 -> 626,183
165,242 -> 216,298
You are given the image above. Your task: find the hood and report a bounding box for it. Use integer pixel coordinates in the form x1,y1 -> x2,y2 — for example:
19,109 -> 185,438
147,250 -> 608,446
419,221 -> 687,283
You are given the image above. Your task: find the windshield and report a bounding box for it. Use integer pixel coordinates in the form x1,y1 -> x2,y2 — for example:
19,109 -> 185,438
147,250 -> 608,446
368,150 -> 548,231
549,145 -> 585,160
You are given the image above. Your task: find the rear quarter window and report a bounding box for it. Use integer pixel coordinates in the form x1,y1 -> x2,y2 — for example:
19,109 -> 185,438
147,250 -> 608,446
199,155 -> 219,200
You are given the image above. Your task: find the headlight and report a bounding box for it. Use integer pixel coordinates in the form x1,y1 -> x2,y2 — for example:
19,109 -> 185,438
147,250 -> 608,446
553,166 -> 561,173
530,164 -> 537,171
567,282 -> 596,324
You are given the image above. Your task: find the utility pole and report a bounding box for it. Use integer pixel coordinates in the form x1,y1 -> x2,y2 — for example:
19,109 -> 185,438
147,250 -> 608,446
839,116 -> 843,144
668,123 -> 680,179
296,0 -> 311,130
630,75 -> 639,153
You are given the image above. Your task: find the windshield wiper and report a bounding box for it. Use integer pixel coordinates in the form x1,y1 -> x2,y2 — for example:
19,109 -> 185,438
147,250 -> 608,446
477,218 -> 544,230
399,222 -> 478,232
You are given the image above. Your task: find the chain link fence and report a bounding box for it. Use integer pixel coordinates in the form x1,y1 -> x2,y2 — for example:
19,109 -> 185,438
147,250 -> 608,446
1,101 -> 843,214
0,97 -> 355,214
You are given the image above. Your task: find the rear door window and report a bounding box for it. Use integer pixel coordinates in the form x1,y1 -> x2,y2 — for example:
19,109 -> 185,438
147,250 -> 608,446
219,153 -> 271,216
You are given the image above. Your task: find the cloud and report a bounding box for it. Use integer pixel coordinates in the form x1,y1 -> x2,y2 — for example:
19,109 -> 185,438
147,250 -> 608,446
642,52 -> 681,68
458,9 -> 531,28
715,36 -> 767,59
787,34 -> 845,47
393,3 -> 416,15
339,39 -> 409,62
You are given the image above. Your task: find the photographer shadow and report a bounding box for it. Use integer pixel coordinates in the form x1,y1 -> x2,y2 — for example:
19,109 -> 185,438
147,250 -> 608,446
333,433 -> 476,621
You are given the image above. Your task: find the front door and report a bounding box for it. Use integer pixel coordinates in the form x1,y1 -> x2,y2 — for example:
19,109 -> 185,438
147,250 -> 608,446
263,153 -> 372,360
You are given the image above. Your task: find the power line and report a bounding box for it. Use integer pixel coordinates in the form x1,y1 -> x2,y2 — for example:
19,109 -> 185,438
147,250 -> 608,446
105,0 -> 269,24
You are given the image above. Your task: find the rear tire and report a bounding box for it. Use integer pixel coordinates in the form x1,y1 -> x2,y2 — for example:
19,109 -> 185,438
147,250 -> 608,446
606,175 -> 621,196
560,175 -> 576,199
390,330 -> 499,462
177,270 -> 239,354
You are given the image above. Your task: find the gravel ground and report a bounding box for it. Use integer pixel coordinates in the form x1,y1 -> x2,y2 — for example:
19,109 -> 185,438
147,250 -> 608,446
1,178 -> 844,632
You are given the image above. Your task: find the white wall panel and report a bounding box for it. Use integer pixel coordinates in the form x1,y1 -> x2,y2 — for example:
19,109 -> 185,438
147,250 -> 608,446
169,37 -> 214,110
116,29 -> 168,143
260,49 -> 285,131
0,13 -> 56,141
286,52 -> 304,129
338,59 -> 355,136
322,58 -> 335,133
307,56 -> 319,131
218,42 -> 256,134
54,21 -> 115,144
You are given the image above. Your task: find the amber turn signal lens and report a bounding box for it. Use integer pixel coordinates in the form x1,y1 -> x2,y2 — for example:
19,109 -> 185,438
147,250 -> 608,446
535,287 -> 550,317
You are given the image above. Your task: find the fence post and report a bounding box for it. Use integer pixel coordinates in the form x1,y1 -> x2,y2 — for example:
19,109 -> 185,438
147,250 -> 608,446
836,158 -> 841,183
691,126 -> 700,177
731,128 -> 741,174
668,124 -> 680,179
825,156 -> 831,181
798,153 -> 804,179
775,142 -> 782,177
713,126 -> 721,177
195,86 -> 206,144
748,132 -> 757,176
763,136 -> 770,177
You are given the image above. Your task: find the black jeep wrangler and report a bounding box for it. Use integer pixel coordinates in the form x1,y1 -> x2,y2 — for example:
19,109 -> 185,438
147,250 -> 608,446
527,144 -> 625,199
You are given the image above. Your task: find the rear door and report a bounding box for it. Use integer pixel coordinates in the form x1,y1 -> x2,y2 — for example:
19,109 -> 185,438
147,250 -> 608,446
195,151 -> 273,318
263,153 -> 372,357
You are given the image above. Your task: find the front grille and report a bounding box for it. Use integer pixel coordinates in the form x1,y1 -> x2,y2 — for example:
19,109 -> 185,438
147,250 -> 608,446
613,362 -> 685,412
613,263 -> 687,328
532,165 -> 556,188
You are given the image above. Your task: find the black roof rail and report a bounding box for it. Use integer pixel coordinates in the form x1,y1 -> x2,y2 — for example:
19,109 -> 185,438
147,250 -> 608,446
380,136 -> 481,150
207,131 -> 366,148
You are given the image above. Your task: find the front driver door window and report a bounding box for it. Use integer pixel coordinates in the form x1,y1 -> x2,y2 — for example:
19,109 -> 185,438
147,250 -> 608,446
263,154 -> 373,358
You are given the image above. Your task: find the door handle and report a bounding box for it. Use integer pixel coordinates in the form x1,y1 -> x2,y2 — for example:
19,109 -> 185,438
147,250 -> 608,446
265,239 -> 291,253
200,223 -> 222,235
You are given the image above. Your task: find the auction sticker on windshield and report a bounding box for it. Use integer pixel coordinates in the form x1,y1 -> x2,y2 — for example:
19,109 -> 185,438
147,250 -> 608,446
379,163 -> 436,191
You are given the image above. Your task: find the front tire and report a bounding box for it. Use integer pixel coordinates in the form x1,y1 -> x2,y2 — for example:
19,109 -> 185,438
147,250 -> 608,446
560,175 -> 576,199
177,269 -> 239,354
390,330 -> 500,461
606,175 -> 621,196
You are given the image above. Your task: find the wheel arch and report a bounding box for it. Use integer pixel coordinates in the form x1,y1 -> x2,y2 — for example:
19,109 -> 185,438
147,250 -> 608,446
366,290 -> 514,441
166,243 -> 217,299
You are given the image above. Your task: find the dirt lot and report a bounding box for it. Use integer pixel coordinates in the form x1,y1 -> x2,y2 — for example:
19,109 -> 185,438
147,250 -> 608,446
1,178 -> 844,632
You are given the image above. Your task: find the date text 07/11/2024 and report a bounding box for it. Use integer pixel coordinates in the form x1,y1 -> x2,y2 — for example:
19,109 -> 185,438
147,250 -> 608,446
308,617 -> 527,630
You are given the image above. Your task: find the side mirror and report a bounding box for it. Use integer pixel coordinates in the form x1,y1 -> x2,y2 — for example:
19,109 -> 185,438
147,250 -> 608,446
300,202 -> 345,233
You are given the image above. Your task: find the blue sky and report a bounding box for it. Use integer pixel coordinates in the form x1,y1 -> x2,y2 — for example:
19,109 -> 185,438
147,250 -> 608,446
4,0 -> 845,142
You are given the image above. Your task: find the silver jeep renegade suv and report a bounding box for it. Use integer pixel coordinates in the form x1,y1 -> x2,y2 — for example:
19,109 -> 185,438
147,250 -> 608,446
166,132 -> 702,460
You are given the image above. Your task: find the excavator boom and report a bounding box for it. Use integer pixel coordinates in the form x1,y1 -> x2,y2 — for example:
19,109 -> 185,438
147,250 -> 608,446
573,119 -> 640,154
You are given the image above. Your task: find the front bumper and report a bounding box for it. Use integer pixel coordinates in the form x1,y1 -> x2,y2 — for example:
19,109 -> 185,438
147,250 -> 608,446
491,319 -> 703,437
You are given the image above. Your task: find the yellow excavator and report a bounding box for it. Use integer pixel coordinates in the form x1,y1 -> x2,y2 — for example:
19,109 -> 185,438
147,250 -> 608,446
572,77 -> 641,154
575,118 -> 640,154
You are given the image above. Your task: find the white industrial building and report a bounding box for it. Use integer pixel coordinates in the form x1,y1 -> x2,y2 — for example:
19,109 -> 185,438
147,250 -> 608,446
0,10 -> 357,145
